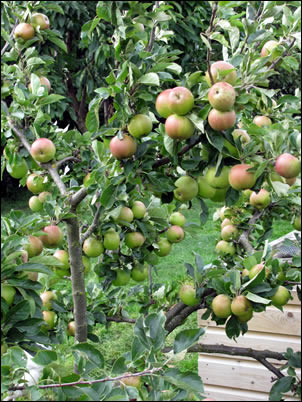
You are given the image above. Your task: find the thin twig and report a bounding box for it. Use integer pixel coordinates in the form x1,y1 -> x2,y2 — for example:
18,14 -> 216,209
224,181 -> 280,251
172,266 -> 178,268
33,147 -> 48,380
81,199 -> 102,244
268,37 -> 296,71
55,156 -> 81,170
145,1 -> 160,52
206,1 -> 218,86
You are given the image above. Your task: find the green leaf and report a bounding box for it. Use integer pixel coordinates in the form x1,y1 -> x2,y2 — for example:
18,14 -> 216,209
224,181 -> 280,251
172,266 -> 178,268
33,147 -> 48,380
225,315 -> 240,340
137,73 -> 160,86
131,336 -> 147,361
269,376 -> 294,401
32,350 -> 58,366
164,368 -> 204,393
47,36 -> 67,53
210,32 -> 229,47
111,356 -> 128,375
15,262 -> 53,274
245,292 -> 271,305
188,113 -> 204,132
86,107 -> 99,132
72,343 -> 104,369
163,135 -> 177,156
38,94 -> 65,106
230,270 -> 241,292
174,328 -> 205,354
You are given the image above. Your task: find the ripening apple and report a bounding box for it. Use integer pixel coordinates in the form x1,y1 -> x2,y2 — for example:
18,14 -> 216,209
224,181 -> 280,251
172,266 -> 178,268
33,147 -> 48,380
221,218 -> 233,229
125,232 -> 145,248
179,284 -> 199,306
155,238 -> 172,257
40,290 -> 57,310
260,40 -> 278,57
1,284 -> 16,306
249,263 -> 270,279
168,87 -> 194,115
197,176 -> 216,199
221,224 -> 239,241
83,237 -> 104,257
53,250 -> 70,269
155,89 -> 173,118
219,206 -> 232,220
131,264 -> 148,282
28,76 -> 51,92
294,216 -> 301,231
205,61 -> 237,86
215,240 -> 235,256
208,109 -> 236,131
40,225 -> 63,247
131,201 -> 146,219
249,189 -> 271,210
127,114 -> 152,138
212,294 -> 232,318
237,307 -> 253,322
42,310 -> 57,330
169,212 -> 186,227
30,138 -> 56,163
116,206 -> 134,224
253,116 -> 272,127
270,171 -> 285,183
275,153 -> 301,179
231,295 -> 252,316
103,229 -> 120,250
232,129 -> 250,144
29,195 -> 43,212
14,23 -> 35,41
67,321 -> 75,336
205,166 -> 230,189
165,114 -> 195,140
228,164 -> 256,190
286,177 -> 296,186
38,191 -> 51,203
241,268 -> 250,277
25,235 -> 43,257
31,13 -> 50,30
112,269 -> 131,286
208,82 -> 236,112
26,174 -> 46,194
6,158 -> 28,179
121,375 -> 141,389
270,286 -> 290,307
166,225 -> 184,243
110,134 -> 137,159
174,175 -> 198,202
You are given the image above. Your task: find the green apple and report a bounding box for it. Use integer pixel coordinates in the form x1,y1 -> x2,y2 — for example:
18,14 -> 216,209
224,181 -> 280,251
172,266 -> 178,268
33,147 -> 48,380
154,238 -> 172,257
31,13 -> 50,30
29,196 -> 43,212
26,174 -> 46,194
221,218 -> 233,229
25,235 -> 43,257
253,116 -> 272,127
116,207 -> 134,224
179,284 -> 199,306
53,250 -> 69,269
128,114 -> 152,138
260,40 -> 278,57
38,191 -> 51,203
6,158 -> 28,179
104,229 -> 120,250
215,240 -> 235,256
168,86 -> 194,115
221,224 -> 239,241
231,295 -> 252,316
294,216 -> 301,231
82,256 -> 91,274
205,166 -> 230,189
238,307 -> 253,322
270,286 -> 290,307
42,310 -> 57,330
131,201 -> 146,219
197,176 -> 216,199
212,294 -> 232,318
205,61 -> 237,86
83,237 -> 104,257
249,263 -> 270,279
125,232 -> 145,248
249,189 -> 271,209
165,114 -> 195,140
1,284 -> 16,306
131,264 -> 148,282
112,269 -> 131,286
210,187 -> 228,202
121,375 -> 141,389
40,290 -> 57,310
208,82 -> 236,112
275,153 -> 301,179
232,129 -> 250,145
169,212 -> 186,227
174,176 -> 198,202
166,225 -> 185,243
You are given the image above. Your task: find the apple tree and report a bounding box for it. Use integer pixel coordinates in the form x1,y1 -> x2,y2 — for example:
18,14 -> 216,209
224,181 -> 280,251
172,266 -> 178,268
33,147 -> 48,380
1,1 -> 301,401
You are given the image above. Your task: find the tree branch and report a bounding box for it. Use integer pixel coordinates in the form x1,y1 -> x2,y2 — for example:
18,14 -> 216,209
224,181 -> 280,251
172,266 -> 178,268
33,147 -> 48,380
106,315 -> 136,324
205,1 -> 218,86
55,156 -> 81,170
70,187 -> 88,207
257,357 -> 285,379
145,1 -> 160,52
81,199 -> 102,245
238,209 -> 265,253
268,37 -> 297,71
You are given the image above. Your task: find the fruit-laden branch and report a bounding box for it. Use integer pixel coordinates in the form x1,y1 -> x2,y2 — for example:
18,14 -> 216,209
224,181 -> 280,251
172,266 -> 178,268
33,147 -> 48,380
55,156 -> 81,170
238,209 -> 265,253
70,187 -> 88,207
1,22 -> 18,56
80,199 -> 102,245
205,1 -> 218,85
268,37 -> 296,71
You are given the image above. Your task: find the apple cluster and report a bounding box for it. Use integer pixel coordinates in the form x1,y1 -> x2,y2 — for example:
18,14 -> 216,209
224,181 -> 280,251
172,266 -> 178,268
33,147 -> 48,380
14,13 -> 50,42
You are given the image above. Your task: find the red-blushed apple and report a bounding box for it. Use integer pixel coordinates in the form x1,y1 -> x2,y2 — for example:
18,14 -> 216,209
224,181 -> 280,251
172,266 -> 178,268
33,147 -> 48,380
221,224 -> 239,241
179,284 -> 199,306
53,250 -> 70,269
125,232 -> 145,248
29,196 -> 43,212
249,263 -> 270,279
232,129 -> 250,144
215,240 -> 235,256
205,61 -> 237,86
31,13 -> 50,30
208,82 -> 236,112
231,295 -> 252,316
42,310 -> 57,330
131,201 -> 146,219
131,264 -> 148,282
1,284 -> 16,306
121,374 -> 141,389
166,225 -> 184,243
174,175 -> 198,201
221,218 -> 233,229
29,76 -> 51,92
25,235 -> 43,257
112,269 -> 131,286
103,228 -> 120,250
67,321 -> 75,336
83,237 -> 104,257
155,238 -> 172,257
168,87 -> 194,115
275,153 -> 301,178
165,114 -> 195,140
40,225 -> 63,247
30,138 -> 56,163
127,114 -> 152,138
155,89 -> 173,118
38,191 -> 51,203
6,158 -> 28,179
249,189 -> 271,210
26,174 -> 46,194
205,166 -> 230,189
228,164 -> 256,190
212,294 -> 232,318
253,115 -> 272,127
270,286 -> 290,307
40,290 -> 57,310
208,109 -> 236,131
294,216 -> 301,231
116,206 -> 134,224
110,134 -> 137,159
197,176 -> 216,199
169,211 -> 186,227
261,40 -> 278,57
14,23 -> 35,41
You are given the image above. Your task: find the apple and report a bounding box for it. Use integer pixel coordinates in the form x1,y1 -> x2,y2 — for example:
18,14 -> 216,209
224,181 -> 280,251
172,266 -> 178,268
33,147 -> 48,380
40,290 -> 57,310
14,23 -> 35,41
1,284 -> 16,306
166,225 -> 185,243
38,191 -> 51,202
242,269 -> 250,277
270,172 -> 285,183
1,343 -> 8,355
179,284 -> 199,306
210,187 -> 228,202
215,240 -> 235,256
29,195 -> 43,212
231,295 -> 252,316
197,176 -> 216,199
6,158 -> 28,179
131,201 -> 146,219
125,232 -> 145,248
169,212 -> 186,227
40,225 -> 63,247
30,138 -> 56,163
104,229 -> 120,250
110,134 -> 137,159
232,129 -> 250,144
165,114 -> 195,140
286,177 -> 296,186
121,375 -> 141,389
174,175 -> 198,202
26,174 -> 46,194
270,286 -> 290,307
155,89 -> 173,118
212,294 -> 232,318
83,237 -> 104,257
42,310 -> 56,330
131,264 -> 148,282
208,82 -> 236,112
253,116 -> 272,127
67,321 -> 75,336
205,61 -> 237,86
249,189 -> 271,210
128,114 -> 152,138
294,216 -> 301,231
275,153 -> 301,179
221,224 -> 239,241
261,40 -> 278,57
168,86 -> 194,115
53,250 -> 69,269
155,238 -> 172,257
116,206 -> 134,224
221,218 -> 233,229
208,109 -> 236,131
25,235 -> 43,257
205,166 -> 230,189
82,256 -> 91,274
237,307 -> 253,322
249,263 -> 270,279
228,164 -> 256,190
31,13 -> 50,30
28,76 -> 51,92
112,269 -> 131,286
219,206 -> 232,220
